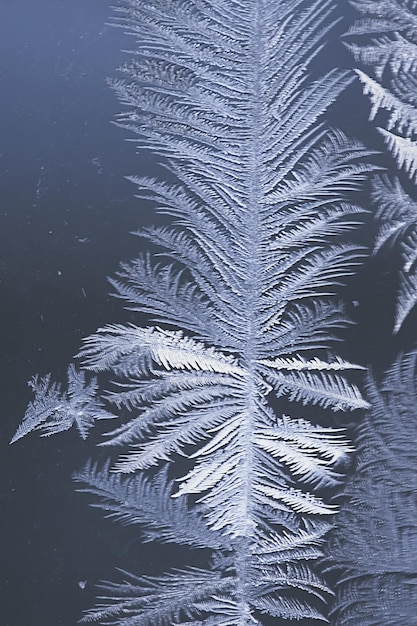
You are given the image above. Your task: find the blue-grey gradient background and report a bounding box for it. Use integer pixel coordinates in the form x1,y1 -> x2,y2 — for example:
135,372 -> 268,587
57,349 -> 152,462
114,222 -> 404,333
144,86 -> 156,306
0,1 -> 414,625
0,2 -> 157,624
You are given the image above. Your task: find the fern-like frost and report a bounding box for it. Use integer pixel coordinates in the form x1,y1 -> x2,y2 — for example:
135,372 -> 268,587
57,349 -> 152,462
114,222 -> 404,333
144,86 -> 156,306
326,352 -> 417,625
348,0 -> 417,331
11,0 -> 375,623
11,365 -> 114,443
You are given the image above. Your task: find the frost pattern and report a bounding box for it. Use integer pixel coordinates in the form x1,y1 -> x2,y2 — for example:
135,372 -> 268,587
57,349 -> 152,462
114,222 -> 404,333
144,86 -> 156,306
11,0 -> 373,623
348,0 -> 417,331
327,352 -> 417,626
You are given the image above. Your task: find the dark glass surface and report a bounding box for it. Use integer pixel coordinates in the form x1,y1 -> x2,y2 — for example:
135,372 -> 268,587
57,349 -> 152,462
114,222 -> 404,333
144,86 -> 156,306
0,2 -> 150,624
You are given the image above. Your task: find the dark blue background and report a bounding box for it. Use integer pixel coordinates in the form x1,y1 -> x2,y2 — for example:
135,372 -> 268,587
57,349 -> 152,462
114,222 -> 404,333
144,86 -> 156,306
0,2 -> 154,624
